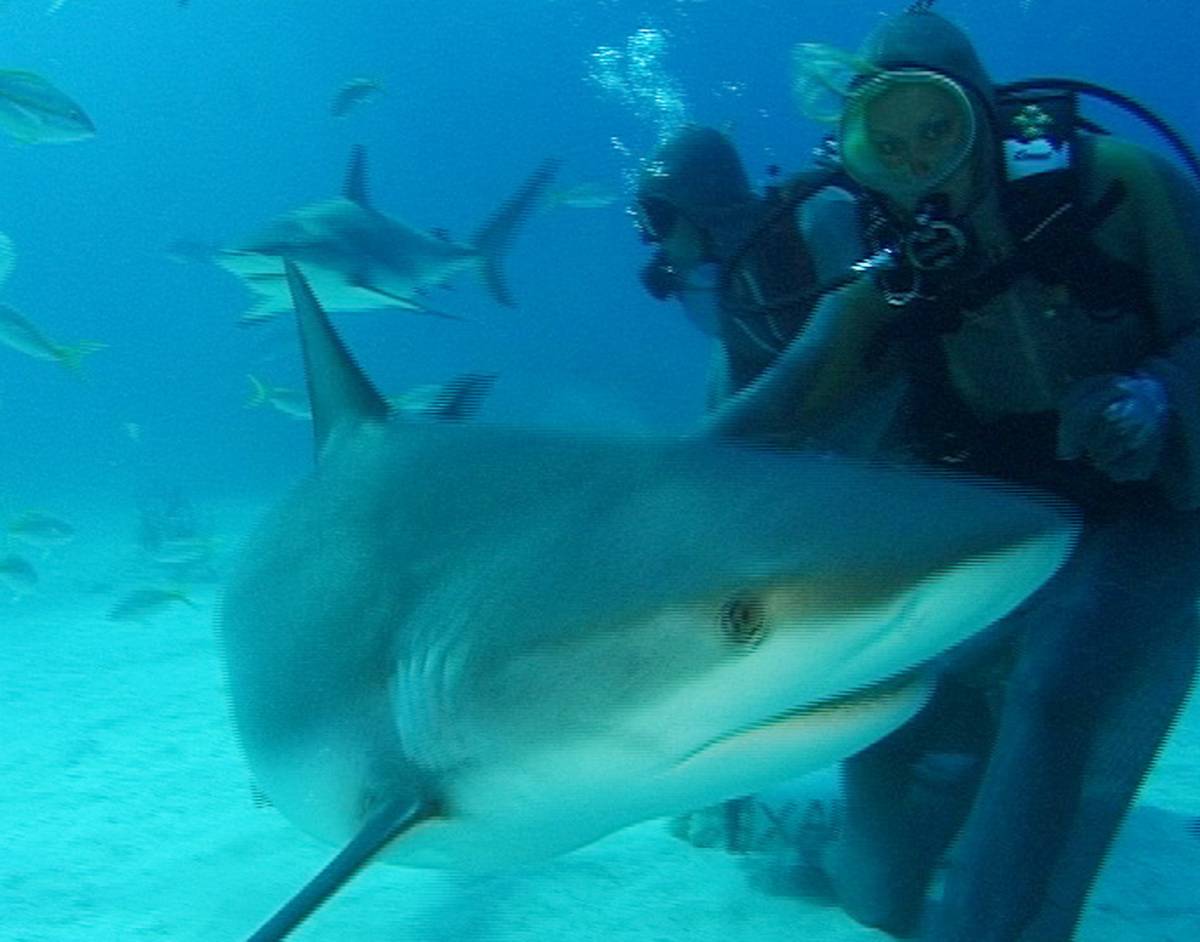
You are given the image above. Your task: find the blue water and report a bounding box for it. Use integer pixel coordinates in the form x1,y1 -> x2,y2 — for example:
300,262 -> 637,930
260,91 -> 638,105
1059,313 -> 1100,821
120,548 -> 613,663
2,0 -> 1196,501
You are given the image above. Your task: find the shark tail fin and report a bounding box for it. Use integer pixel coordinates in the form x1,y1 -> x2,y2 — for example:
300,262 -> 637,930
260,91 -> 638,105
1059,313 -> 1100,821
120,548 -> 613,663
342,145 -> 371,207
429,371 -> 499,422
55,340 -> 107,375
284,261 -> 389,458
245,374 -> 270,409
472,158 -> 560,307
245,795 -> 434,942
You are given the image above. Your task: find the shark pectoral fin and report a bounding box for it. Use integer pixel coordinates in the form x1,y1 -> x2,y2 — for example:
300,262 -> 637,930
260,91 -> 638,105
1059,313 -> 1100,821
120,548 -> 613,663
245,795 -> 436,942
346,274 -> 414,306
472,158 -> 560,307
347,275 -> 467,321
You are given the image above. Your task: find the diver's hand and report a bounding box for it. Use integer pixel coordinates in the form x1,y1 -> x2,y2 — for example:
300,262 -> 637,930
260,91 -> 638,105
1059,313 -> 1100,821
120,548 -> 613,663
1056,373 -> 1169,481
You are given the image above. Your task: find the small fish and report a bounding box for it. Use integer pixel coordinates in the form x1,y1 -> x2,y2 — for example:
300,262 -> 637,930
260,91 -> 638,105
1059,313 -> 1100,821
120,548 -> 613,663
122,421 -> 142,443
0,554 -> 37,595
148,536 -> 221,566
0,230 -> 14,287
245,374 -> 311,420
330,77 -> 384,118
8,511 -> 74,548
108,587 -> 197,623
0,69 -> 95,143
546,181 -> 620,210
0,303 -> 106,373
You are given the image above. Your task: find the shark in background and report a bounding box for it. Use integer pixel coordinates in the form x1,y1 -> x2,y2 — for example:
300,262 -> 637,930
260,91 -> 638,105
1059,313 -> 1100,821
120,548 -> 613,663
217,262 -> 1078,940
200,146 -> 558,324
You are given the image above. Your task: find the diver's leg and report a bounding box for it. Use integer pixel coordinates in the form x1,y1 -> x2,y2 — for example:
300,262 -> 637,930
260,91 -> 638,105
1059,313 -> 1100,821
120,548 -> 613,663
1018,594 -> 1198,939
822,680 -> 992,937
925,509 -> 1200,942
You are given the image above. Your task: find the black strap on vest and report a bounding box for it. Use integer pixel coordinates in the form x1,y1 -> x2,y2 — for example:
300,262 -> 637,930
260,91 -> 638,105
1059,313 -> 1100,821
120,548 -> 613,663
712,167 -> 845,358
717,167 -> 845,311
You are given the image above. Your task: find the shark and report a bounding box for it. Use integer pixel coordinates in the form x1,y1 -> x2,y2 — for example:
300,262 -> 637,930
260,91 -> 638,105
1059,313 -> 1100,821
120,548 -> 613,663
213,146 -> 558,324
217,262 -> 1078,940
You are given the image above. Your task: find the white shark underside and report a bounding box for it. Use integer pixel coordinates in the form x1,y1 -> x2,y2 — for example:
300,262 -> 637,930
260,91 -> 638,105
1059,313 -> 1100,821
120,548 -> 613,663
217,264 -> 1078,939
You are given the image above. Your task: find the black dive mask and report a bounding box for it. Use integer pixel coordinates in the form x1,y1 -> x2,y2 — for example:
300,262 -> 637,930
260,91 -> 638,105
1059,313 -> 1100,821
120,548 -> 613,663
634,196 -> 679,245
640,248 -> 685,300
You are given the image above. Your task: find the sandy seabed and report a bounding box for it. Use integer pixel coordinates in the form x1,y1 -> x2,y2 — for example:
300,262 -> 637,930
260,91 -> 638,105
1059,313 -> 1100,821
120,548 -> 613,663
2,495 -> 1198,941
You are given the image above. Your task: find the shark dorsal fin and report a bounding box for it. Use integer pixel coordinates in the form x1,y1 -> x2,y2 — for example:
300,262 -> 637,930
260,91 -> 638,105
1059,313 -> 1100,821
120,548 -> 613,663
342,145 -> 371,207
284,261 -> 389,459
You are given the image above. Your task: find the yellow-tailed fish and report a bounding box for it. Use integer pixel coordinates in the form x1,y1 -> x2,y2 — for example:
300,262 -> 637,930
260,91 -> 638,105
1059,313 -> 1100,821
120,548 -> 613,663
0,554 -> 37,595
149,536 -> 221,566
0,303 -> 106,373
0,69 -> 94,143
245,374 -> 311,420
8,511 -> 74,548
330,77 -> 384,118
108,587 -> 197,623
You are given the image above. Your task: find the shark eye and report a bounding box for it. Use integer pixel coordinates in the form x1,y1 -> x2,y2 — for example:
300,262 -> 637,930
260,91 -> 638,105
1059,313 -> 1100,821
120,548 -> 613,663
720,594 -> 766,647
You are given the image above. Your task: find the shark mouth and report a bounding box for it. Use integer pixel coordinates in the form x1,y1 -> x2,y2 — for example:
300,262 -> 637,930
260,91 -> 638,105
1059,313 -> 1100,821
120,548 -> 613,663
684,663 -> 929,766
778,663 -> 927,722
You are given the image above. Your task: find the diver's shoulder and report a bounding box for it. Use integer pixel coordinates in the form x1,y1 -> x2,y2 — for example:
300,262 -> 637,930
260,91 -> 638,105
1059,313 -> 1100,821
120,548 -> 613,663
1084,135 -> 1179,187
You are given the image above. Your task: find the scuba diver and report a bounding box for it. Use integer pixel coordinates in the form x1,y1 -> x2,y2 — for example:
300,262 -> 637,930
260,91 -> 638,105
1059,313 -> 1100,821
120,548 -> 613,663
634,124 -> 870,406
637,2 -> 1200,940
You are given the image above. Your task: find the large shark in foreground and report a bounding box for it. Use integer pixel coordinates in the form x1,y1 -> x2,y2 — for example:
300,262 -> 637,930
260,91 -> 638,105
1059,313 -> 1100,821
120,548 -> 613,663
214,147 -> 557,324
218,263 -> 1078,940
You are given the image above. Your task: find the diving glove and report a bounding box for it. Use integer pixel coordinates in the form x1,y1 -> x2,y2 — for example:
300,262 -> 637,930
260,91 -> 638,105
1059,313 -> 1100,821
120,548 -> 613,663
1057,373 -> 1169,481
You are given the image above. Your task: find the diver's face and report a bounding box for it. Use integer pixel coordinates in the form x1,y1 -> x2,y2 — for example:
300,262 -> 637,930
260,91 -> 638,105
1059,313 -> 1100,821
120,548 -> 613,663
862,82 -> 970,190
839,73 -> 982,215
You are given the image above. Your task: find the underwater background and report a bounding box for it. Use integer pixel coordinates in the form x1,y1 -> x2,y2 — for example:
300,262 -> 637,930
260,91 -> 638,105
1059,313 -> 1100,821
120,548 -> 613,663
1,1 -> 1198,939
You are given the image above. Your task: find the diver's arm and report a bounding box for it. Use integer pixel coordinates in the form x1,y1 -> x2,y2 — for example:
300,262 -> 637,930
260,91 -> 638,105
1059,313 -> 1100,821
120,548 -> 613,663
798,185 -> 864,281
1090,138 -> 1200,506
700,277 -> 904,451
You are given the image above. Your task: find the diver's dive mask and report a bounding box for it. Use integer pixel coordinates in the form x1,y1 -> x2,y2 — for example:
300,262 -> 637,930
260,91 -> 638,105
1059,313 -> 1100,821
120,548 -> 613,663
639,250 -> 723,319
640,248 -> 684,299
634,196 -> 679,244
840,69 -> 977,204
